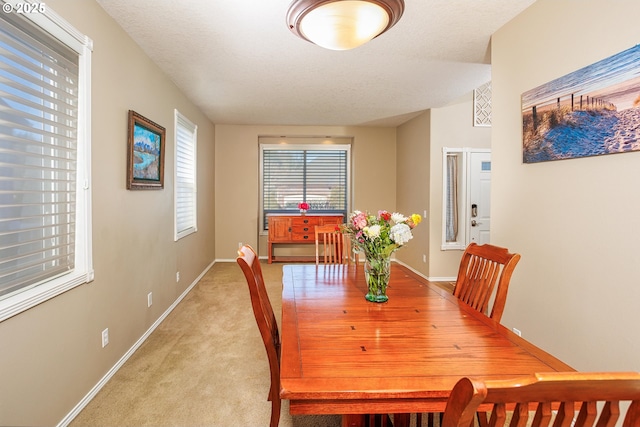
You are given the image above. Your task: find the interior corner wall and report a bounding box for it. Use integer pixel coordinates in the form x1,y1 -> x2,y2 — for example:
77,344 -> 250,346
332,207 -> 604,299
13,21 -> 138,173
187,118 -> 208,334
492,0 -> 640,371
395,111 -> 431,276
0,1 -> 216,425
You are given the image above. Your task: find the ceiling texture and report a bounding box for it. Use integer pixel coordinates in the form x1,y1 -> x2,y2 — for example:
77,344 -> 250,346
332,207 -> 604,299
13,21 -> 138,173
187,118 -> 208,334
96,0 -> 536,127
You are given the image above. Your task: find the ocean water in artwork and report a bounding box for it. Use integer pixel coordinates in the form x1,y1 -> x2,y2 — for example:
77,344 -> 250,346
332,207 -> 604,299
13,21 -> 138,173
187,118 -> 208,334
133,124 -> 160,179
522,45 -> 640,163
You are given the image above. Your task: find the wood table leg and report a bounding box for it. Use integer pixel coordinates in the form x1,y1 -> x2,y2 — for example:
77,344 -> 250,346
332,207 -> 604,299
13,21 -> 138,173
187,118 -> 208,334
393,413 -> 411,427
342,414 -> 365,427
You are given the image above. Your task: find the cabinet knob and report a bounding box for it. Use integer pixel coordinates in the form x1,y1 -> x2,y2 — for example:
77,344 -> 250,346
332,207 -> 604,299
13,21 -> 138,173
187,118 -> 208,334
303,219 -> 309,224
303,235 -> 309,239
303,227 -> 309,231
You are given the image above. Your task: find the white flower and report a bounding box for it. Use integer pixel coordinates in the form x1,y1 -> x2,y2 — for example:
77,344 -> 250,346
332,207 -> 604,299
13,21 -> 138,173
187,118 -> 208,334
390,223 -> 413,245
365,224 -> 381,239
391,212 -> 407,224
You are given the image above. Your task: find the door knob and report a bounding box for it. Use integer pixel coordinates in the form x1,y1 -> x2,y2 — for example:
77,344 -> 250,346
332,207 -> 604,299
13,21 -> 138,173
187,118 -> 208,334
471,220 -> 482,227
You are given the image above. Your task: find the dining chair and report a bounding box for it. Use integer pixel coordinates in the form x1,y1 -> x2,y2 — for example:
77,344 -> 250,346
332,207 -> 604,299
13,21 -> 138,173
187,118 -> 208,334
453,242 -> 521,323
236,245 -> 281,427
441,371 -> 640,427
416,243 -> 521,427
315,224 -> 355,265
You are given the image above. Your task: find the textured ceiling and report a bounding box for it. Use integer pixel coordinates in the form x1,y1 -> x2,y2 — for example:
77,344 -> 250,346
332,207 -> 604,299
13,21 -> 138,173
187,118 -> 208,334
95,0 -> 536,127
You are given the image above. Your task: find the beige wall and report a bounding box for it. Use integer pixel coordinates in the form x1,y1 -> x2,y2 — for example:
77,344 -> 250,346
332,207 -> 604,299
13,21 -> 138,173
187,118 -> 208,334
214,125 -> 397,261
0,1 -> 216,425
492,0 -> 640,371
395,111 -> 431,275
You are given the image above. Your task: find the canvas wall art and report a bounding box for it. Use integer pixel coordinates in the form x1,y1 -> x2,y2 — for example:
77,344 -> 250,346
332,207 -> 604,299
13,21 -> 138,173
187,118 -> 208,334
522,44 -> 640,163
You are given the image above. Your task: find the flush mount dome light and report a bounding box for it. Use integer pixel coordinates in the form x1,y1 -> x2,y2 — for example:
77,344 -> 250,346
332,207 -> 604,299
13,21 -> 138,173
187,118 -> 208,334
287,0 -> 405,51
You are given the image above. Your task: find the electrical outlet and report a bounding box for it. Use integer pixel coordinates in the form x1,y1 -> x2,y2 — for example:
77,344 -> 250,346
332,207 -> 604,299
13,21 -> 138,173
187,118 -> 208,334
422,254 -> 427,263
238,241 -> 243,248
101,328 -> 109,348
147,292 -> 153,307
176,271 -> 180,282
513,327 -> 522,337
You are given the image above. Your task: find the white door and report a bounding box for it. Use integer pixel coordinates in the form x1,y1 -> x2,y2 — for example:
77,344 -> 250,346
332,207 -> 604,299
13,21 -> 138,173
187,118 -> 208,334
468,151 -> 491,244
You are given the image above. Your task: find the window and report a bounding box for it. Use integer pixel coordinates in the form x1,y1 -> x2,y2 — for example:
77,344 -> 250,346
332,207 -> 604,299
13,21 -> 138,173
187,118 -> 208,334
442,148 -> 466,250
174,110 -> 197,240
260,141 -> 350,231
0,5 -> 93,322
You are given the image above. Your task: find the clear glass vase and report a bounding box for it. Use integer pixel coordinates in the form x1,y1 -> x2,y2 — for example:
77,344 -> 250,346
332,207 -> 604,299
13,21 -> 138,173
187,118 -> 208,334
364,253 -> 391,303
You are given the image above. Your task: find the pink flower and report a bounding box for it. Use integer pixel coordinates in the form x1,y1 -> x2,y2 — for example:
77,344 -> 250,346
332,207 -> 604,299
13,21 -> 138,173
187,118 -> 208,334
298,202 -> 309,210
352,212 -> 367,230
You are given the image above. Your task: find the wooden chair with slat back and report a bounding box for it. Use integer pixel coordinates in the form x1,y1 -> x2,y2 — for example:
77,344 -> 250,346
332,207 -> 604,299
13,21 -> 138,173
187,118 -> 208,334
315,224 -> 356,265
453,242 -> 521,323
236,245 -> 281,427
441,372 -> 640,427
417,242 -> 521,427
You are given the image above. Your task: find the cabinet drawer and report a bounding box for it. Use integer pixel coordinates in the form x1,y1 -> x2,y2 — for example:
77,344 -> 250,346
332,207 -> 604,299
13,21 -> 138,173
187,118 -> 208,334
291,232 -> 313,241
291,217 -> 319,227
292,224 -> 315,234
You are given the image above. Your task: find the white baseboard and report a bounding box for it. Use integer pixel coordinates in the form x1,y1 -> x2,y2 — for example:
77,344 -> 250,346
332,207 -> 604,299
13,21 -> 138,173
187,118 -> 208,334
392,259 -> 456,282
57,259 -> 216,427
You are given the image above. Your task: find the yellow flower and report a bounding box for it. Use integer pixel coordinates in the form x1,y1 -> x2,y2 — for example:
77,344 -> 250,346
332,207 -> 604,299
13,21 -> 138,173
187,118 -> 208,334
411,213 -> 422,226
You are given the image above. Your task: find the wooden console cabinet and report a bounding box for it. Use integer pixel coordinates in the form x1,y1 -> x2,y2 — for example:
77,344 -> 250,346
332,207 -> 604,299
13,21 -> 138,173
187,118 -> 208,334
267,214 -> 343,263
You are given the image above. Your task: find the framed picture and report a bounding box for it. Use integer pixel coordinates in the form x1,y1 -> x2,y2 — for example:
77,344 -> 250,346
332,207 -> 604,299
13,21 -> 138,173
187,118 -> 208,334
127,110 -> 165,189
522,45 -> 640,163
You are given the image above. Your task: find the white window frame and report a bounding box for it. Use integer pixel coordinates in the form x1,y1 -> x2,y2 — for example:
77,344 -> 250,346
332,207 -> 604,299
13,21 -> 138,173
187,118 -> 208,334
174,109 -> 197,240
259,142 -> 351,234
0,1 -> 94,322
441,147 -> 468,251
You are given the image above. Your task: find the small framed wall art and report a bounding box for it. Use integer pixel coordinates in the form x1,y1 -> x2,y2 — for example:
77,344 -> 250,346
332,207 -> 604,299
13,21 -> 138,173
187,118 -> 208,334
127,110 -> 165,190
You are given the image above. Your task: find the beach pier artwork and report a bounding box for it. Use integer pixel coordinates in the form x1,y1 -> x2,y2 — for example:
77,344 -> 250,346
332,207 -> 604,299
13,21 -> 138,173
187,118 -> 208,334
522,44 -> 640,163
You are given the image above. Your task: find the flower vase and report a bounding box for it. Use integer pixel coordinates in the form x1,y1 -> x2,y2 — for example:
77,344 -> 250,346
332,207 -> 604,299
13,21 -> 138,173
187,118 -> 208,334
364,253 -> 391,303
300,209 -> 306,216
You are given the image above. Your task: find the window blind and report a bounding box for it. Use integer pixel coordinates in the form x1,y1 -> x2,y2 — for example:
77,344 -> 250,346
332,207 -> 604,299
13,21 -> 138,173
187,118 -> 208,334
175,111 -> 197,239
0,12 -> 80,298
262,147 -> 348,229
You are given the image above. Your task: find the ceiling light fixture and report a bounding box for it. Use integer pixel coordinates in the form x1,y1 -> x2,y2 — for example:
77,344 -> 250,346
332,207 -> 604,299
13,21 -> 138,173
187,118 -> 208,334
287,0 -> 405,51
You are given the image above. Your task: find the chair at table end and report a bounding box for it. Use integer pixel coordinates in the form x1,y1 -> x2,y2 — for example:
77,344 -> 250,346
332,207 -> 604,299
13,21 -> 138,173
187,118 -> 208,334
441,371 -> 640,427
315,224 -> 358,265
236,245 -> 281,427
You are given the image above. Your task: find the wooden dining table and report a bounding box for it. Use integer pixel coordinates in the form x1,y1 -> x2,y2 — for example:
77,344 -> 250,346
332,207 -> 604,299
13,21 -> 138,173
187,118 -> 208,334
279,263 -> 574,427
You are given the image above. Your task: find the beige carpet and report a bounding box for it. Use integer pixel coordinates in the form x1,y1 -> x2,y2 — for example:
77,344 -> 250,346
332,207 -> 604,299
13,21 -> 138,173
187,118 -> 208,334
70,261 -> 344,427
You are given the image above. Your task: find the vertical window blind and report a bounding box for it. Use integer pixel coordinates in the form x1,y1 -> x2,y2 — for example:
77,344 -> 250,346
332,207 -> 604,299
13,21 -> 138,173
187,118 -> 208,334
262,147 -> 348,230
0,12 -> 80,299
174,110 -> 197,239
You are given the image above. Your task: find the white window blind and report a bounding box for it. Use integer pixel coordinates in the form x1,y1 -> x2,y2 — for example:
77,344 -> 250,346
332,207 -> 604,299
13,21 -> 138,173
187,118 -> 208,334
261,144 -> 349,231
0,5 -> 93,320
174,110 -> 197,240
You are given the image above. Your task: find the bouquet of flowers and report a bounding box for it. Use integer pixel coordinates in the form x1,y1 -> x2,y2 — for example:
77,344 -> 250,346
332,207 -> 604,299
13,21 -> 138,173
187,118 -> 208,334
298,202 -> 309,212
342,210 -> 422,257
341,210 -> 422,302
